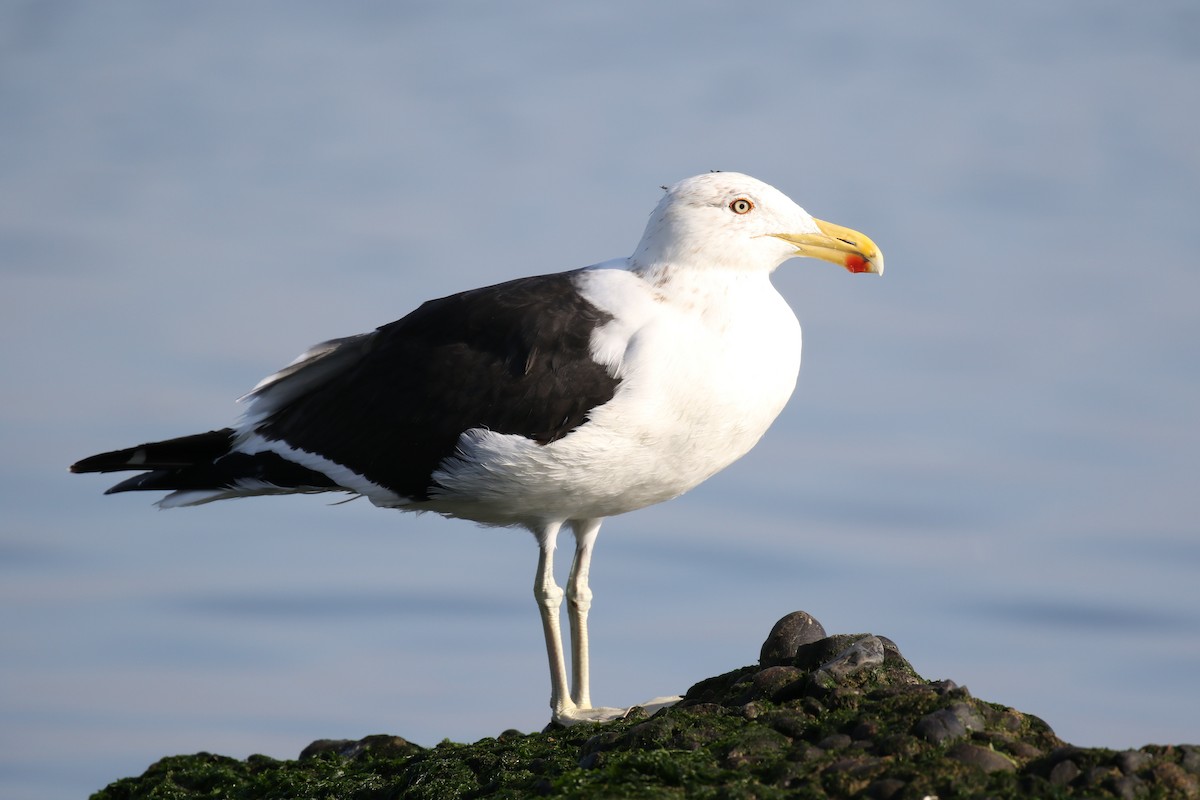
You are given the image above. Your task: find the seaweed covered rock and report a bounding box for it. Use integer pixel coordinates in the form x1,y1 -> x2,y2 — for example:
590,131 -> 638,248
92,611 -> 1200,799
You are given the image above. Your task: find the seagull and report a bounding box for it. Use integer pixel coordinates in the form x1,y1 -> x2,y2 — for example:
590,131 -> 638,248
71,172 -> 883,726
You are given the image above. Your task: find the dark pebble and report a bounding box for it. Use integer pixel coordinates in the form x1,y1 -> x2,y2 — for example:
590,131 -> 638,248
580,731 -> 623,756
750,665 -> 804,698
760,710 -> 811,739
876,635 -> 903,662
1116,748 -> 1151,775
874,733 -> 920,758
851,720 -> 880,741
801,697 -> 826,716
1046,745 -> 1085,766
946,742 -> 1016,773
1111,773 -> 1143,800
760,611 -> 827,665
682,702 -> 727,717
299,735 -> 421,760
771,675 -> 811,704
914,703 -> 985,744
577,751 -> 603,770
1006,740 -> 1043,759
740,701 -> 767,719
1084,765 -> 1120,787
723,727 -> 789,768
817,733 -> 852,750
1049,759 -> 1080,786
814,636 -> 885,685
865,777 -> 906,799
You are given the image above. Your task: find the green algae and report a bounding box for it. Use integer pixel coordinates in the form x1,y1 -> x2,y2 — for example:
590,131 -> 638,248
91,631 -> 1200,800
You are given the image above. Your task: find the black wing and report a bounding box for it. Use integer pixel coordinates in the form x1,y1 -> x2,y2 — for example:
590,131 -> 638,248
255,270 -> 620,500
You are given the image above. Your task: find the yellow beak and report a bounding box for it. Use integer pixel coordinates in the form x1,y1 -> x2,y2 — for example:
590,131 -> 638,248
771,218 -> 884,275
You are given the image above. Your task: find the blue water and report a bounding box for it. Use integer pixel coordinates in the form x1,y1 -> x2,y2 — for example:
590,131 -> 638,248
3,3 -> 1199,798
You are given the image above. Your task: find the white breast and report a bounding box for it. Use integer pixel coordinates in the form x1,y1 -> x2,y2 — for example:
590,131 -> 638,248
425,264 -> 801,527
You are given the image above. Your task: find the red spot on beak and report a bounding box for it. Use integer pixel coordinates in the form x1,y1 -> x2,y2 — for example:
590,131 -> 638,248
844,254 -> 869,273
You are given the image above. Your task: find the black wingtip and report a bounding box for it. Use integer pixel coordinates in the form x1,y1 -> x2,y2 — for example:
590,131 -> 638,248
70,451 -> 131,474
70,429 -> 238,475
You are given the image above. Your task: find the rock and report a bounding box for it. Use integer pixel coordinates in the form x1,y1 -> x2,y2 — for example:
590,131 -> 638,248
299,734 -> 422,760
816,733 -> 852,750
759,610 -> 826,665
89,616 -> 1196,800
1116,748 -> 1151,775
1182,745 -> 1200,775
947,742 -> 1017,773
748,665 -> 804,699
721,726 -> 789,768
812,635 -> 886,687
1049,758 -> 1081,786
865,777 -> 906,799
914,702 -> 985,744
1111,773 -> 1144,800
759,709 -> 809,739
1152,761 -> 1200,797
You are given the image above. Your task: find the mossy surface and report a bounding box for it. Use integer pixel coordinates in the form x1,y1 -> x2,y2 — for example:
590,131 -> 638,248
91,632 -> 1200,800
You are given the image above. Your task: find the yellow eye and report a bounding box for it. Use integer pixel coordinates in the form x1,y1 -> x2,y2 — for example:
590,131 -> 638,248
729,198 -> 754,215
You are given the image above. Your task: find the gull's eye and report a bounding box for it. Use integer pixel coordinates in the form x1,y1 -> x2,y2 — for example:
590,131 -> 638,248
729,198 -> 754,215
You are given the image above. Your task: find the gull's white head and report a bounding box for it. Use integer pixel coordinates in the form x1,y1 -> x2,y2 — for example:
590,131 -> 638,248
631,172 -> 883,276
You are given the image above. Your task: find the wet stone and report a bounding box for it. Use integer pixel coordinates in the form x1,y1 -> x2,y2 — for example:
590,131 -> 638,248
851,719 -> 880,741
1116,748 -> 1152,775
1046,746 -> 1084,766
580,730 -> 623,756
875,635 -> 903,661
994,708 -> 1027,733
1112,773 -> 1144,800
299,734 -> 422,760
874,733 -> 920,759
914,702 -> 985,744
946,742 -> 1016,773
771,675 -> 811,704
739,701 -> 767,720
680,702 -> 724,718
817,733 -> 853,750
813,636 -> 886,687
760,710 -> 811,739
759,611 -> 827,665
1006,740 -> 1043,759
1049,759 -> 1081,786
794,634 -> 865,671
865,777 -> 906,799
722,727 -> 789,768
750,665 -> 804,699
577,751 -> 603,770
1084,765 -> 1121,787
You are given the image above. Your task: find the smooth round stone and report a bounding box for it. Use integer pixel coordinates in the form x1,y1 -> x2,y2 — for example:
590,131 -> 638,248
759,611 -> 827,666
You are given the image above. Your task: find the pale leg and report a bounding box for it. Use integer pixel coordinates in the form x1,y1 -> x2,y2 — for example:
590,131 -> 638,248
533,520 -> 678,725
567,518 -> 602,709
532,521 -> 572,719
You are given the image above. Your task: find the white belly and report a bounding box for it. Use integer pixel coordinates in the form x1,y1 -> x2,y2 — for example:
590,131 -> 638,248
425,266 -> 802,526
